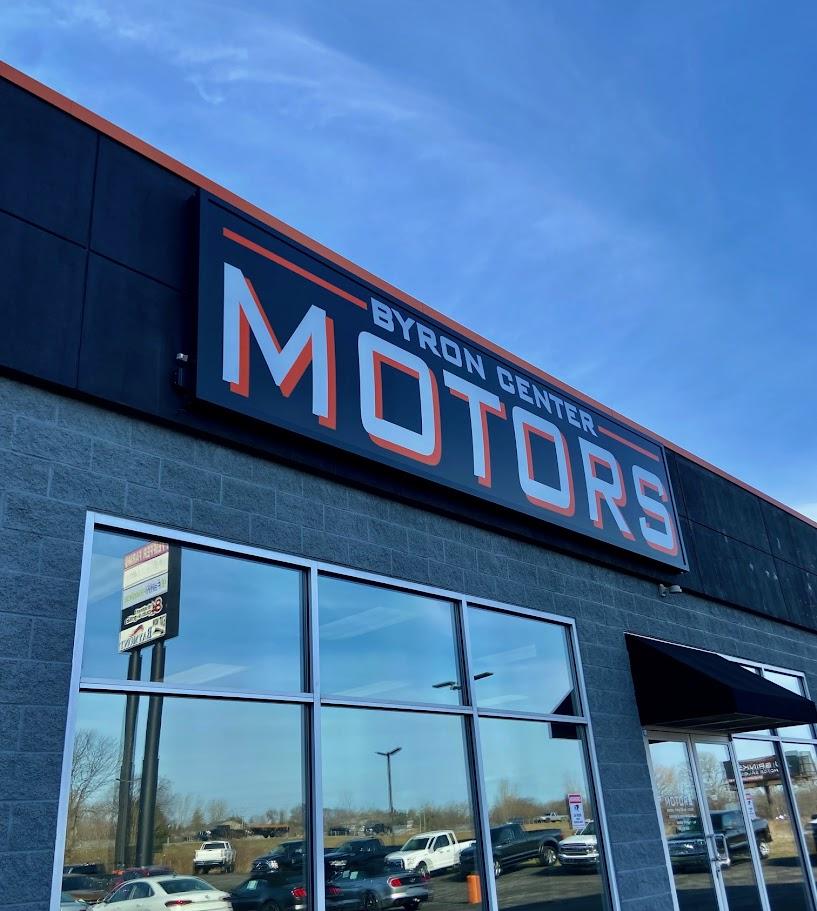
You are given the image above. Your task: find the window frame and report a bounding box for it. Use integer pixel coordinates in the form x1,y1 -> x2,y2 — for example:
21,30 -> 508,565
52,511 -> 620,911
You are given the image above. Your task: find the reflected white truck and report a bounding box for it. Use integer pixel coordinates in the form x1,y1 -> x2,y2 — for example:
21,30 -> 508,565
193,840 -> 236,874
386,830 -> 475,876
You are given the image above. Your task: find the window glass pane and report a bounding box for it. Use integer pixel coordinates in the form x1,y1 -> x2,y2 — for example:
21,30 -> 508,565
479,717 -> 608,911
764,671 -> 813,740
319,576 -> 462,705
61,692 -> 307,902
321,706 -> 485,910
734,738 -> 812,911
467,607 -> 576,715
82,531 -> 305,693
648,739 -> 720,911
782,742 -> 817,896
692,741 -> 764,911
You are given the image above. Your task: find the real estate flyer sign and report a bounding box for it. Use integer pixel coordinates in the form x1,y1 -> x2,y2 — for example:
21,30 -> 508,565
568,793 -> 586,829
119,542 -> 181,652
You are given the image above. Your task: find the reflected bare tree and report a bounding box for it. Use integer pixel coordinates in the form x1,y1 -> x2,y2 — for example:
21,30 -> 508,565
68,729 -> 119,852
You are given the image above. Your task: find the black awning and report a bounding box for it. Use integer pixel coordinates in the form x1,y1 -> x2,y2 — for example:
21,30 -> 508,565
625,634 -> 817,733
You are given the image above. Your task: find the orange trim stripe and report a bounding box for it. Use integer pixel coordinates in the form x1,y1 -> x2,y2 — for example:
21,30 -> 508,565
1,61 -> 814,531
223,228 -> 368,310
598,425 -> 660,462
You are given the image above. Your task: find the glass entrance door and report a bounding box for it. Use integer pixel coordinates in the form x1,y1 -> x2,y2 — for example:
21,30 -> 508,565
648,735 -> 768,911
691,739 -> 765,911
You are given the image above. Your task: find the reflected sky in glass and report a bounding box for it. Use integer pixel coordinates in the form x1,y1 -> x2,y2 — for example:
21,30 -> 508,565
72,692 -> 305,824
321,706 -> 474,811
468,608 -> 575,715
764,671 -> 813,740
319,576 -> 462,705
82,531 -> 304,693
479,717 -> 592,810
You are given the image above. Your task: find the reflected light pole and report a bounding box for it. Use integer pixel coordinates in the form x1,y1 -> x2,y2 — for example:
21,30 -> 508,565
377,747 -> 401,842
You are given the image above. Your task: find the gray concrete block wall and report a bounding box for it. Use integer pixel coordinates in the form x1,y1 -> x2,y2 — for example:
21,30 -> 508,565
3,374 -> 817,911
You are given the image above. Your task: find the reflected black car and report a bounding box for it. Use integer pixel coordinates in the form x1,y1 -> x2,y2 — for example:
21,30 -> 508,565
230,873 -> 307,911
251,840 -> 306,874
62,875 -> 110,904
325,838 -> 393,875
63,863 -> 106,877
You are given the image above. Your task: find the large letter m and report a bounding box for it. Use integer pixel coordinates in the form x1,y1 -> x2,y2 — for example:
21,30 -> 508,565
222,262 -> 336,428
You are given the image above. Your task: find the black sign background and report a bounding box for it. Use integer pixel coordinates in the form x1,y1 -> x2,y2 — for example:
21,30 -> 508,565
197,196 -> 687,570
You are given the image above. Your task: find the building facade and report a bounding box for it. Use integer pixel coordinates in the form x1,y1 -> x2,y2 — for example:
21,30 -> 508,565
3,63 -> 817,911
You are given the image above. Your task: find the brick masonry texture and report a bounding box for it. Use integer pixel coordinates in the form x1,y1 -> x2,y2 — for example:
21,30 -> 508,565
3,376 -> 817,911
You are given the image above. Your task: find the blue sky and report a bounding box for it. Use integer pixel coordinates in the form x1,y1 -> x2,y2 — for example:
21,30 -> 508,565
3,1 -> 817,516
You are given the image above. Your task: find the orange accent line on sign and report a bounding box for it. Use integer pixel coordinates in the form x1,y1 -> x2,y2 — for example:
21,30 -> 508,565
223,228 -> 369,311
598,425 -> 661,462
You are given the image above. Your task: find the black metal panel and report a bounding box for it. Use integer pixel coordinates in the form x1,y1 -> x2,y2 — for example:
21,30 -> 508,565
761,499 -> 817,575
686,520 -> 788,622
774,559 -> 817,629
91,138 -> 197,290
0,78 -> 96,244
676,456 -> 770,552
0,211 -> 85,384
77,255 -> 187,413
663,450 -> 687,517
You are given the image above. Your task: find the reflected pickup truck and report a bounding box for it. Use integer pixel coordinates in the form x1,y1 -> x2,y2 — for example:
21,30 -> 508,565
386,830 -> 475,876
668,811 -> 772,869
459,823 -> 562,877
193,840 -> 236,874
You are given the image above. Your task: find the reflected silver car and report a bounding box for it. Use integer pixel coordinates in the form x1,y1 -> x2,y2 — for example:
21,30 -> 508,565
60,894 -> 89,911
327,867 -> 431,910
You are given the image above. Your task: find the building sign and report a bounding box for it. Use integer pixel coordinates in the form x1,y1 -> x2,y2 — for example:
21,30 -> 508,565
119,542 -> 181,653
196,197 -> 687,569
567,793 -> 586,829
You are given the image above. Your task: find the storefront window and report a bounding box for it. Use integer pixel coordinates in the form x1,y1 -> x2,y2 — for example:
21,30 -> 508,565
479,718 -> 608,911
467,607 -> 577,715
318,576 -> 462,705
783,742 -> 817,896
765,672 -> 814,741
321,706 -> 485,910
734,738 -> 812,911
57,520 -> 610,911
649,738 -> 720,911
83,531 -> 305,693
64,693 -> 307,897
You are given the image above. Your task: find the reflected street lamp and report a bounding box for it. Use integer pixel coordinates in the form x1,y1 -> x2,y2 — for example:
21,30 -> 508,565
376,747 -> 401,841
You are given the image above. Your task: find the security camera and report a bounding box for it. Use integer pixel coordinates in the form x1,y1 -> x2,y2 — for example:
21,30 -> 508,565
658,583 -> 683,597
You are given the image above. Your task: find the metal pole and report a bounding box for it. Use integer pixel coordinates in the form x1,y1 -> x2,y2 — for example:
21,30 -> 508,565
114,650 -> 142,867
386,753 -> 394,842
135,642 -> 165,866
377,747 -> 400,845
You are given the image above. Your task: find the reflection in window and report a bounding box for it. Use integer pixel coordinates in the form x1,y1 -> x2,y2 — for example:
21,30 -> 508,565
649,739 -> 720,911
734,738 -> 811,911
62,692 -> 306,900
764,671 -> 814,740
468,607 -> 576,715
479,717 -> 608,911
82,531 -> 305,693
319,576 -> 463,705
783,742 -> 817,895
321,706 -> 485,910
